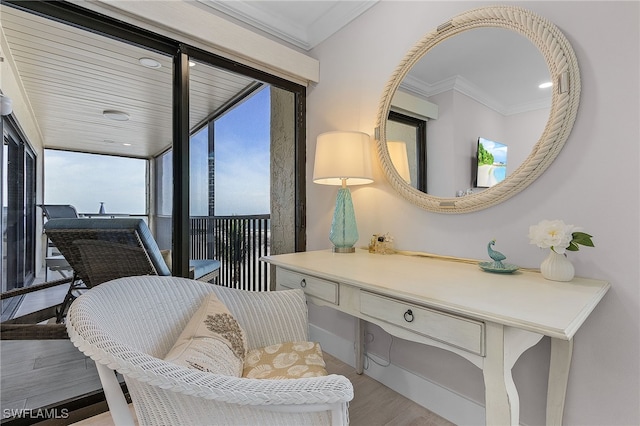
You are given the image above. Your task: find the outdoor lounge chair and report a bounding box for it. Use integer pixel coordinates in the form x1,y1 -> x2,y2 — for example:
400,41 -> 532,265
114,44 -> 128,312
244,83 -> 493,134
43,218 -> 220,322
39,204 -> 79,280
40,204 -> 80,220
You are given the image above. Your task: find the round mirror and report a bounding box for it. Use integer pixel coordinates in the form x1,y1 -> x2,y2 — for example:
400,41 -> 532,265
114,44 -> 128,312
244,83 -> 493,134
376,6 -> 580,213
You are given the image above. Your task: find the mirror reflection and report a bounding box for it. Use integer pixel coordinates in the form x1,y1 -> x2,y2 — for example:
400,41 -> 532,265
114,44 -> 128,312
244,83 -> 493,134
387,111 -> 427,191
387,27 -> 551,197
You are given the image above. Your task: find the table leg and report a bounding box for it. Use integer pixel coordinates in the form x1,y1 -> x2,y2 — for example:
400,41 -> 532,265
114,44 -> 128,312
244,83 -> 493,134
355,318 -> 365,374
546,338 -> 573,425
483,322 -> 519,425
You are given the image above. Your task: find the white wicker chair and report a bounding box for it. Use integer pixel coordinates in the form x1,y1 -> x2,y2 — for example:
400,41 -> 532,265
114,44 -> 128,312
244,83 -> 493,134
66,275 -> 353,425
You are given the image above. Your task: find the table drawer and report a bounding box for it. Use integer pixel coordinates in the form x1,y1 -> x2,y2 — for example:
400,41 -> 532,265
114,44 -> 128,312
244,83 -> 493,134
277,268 -> 339,305
360,291 -> 484,355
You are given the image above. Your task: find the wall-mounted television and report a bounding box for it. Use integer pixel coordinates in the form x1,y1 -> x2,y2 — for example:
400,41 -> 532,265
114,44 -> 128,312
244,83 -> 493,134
475,137 -> 507,188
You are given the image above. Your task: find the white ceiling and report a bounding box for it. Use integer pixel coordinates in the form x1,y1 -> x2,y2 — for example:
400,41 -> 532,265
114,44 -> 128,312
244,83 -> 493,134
1,5 -> 260,158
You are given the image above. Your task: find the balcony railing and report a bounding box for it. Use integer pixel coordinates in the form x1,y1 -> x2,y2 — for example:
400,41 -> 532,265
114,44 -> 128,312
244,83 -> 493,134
190,215 -> 270,291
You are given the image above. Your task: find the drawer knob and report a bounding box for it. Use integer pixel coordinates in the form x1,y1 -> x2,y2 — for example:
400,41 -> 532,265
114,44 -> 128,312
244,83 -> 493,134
404,309 -> 414,323
300,279 -> 307,288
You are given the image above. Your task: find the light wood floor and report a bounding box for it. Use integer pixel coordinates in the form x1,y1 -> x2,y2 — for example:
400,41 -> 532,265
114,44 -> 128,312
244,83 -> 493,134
325,353 -> 455,426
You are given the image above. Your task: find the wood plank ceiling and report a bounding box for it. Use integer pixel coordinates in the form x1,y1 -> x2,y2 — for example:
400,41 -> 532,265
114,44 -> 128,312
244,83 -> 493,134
1,5 -> 259,158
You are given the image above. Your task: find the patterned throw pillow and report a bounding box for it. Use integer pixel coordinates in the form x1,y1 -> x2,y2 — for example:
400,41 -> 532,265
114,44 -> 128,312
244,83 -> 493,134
242,341 -> 328,379
164,292 -> 247,377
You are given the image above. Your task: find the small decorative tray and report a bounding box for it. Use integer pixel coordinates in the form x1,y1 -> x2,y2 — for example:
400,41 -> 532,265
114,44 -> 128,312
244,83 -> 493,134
478,261 -> 520,274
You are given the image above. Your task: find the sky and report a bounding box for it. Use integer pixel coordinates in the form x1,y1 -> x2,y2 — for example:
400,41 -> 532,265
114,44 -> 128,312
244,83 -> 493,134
45,150 -> 147,214
196,86 -> 270,216
45,87 -> 271,217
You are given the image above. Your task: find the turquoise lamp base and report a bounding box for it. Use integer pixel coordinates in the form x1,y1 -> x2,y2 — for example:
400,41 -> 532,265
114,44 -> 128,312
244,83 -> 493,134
329,187 -> 358,253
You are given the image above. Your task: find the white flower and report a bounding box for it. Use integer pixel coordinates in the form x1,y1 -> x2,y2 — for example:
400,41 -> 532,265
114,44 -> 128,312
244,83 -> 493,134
528,219 -> 580,254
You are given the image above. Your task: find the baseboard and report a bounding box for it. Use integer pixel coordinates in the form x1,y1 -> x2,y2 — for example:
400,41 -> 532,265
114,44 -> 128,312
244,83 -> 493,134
310,323 -> 486,426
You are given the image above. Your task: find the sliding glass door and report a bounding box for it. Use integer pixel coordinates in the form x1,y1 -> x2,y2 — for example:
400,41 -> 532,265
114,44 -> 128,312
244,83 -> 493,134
155,58 -> 301,291
1,117 -> 36,314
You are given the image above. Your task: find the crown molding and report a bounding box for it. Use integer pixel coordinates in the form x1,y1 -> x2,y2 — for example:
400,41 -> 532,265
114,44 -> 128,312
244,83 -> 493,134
400,74 -> 549,116
196,0 -> 378,51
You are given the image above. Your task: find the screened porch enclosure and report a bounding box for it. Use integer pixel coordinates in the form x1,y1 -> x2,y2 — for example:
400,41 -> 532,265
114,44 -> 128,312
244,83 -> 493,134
32,56 -> 285,295
1,1 -> 303,297
42,82 -> 283,293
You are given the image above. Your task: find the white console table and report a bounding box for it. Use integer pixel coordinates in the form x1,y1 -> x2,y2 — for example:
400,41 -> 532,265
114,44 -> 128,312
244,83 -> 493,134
263,249 -> 609,426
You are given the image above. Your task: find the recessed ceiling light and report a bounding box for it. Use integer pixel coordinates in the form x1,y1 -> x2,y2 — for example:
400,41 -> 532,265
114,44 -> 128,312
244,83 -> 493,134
123,143 -> 132,146
538,81 -> 553,89
103,110 -> 130,121
188,61 -> 196,67
139,57 -> 162,69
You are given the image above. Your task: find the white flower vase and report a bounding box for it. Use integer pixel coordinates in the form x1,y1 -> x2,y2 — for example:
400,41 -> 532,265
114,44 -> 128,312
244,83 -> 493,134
540,250 -> 575,282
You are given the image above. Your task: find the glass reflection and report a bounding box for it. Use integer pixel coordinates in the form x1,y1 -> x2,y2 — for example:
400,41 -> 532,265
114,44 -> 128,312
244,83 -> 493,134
389,27 -> 551,197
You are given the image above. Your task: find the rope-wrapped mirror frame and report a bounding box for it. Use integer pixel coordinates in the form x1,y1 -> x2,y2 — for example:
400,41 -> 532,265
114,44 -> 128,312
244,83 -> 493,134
375,6 -> 581,213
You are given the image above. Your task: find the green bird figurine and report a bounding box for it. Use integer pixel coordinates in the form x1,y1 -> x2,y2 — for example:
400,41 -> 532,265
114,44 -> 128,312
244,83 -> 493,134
487,240 -> 506,268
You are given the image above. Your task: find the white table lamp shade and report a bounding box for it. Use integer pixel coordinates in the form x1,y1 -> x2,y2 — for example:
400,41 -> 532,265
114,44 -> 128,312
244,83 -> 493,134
313,131 -> 373,186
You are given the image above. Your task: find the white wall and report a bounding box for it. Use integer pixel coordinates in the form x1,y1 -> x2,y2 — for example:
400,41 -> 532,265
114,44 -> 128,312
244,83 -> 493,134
307,1 -> 639,425
503,107 -> 550,178
426,88 -> 547,196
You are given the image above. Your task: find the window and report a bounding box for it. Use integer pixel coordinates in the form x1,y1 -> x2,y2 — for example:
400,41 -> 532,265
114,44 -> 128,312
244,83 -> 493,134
214,87 -> 270,216
190,127 -> 209,216
2,118 -> 36,300
155,149 -> 173,217
387,111 -> 427,192
44,150 -> 147,215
